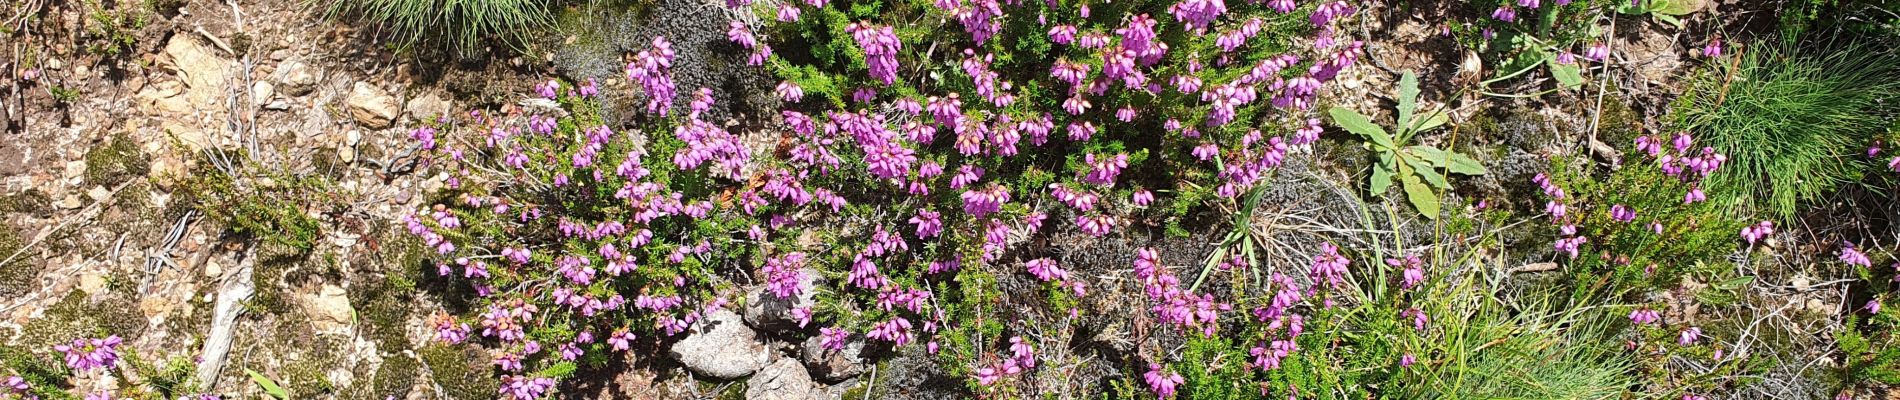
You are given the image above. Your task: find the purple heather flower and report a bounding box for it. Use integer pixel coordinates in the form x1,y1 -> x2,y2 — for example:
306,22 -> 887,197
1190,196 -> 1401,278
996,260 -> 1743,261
1400,354 -> 1417,367
1026,258 -> 1067,282
1700,37 -> 1723,57
53,335 -> 121,372
1144,364 -> 1184,398
1629,308 -> 1661,325
1741,221 -> 1773,245
846,23 -> 902,85
1585,42 -> 1609,62
1678,326 -> 1702,345
1610,204 -> 1636,222
776,81 -> 803,102
1132,189 -> 1156,206
1842,243 -> 1873,267
1868,299 -> 1883,314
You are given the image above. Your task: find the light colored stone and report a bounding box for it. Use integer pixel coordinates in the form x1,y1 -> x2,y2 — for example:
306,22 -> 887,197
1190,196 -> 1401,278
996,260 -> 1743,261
203,259 -> 223,278
162,121 -> 211,152
404,92 -> 449,122
250,81 -> 275,105
746,358 -> 820,400
744,268 -> 820,334
339,146 -> 356,163
346,130 -> 362,146
346,82 -> 400,129
276,60 -> 319,96
134,79 -> 193,115
163,36 -> 232,109
78,272 -> 108,295
800,334 -> 865,382
303,284 -> 355,332
87,186 -> 110,202
57,194 -> 83,209
668,309 -> 771,379
64,160 -> 86,180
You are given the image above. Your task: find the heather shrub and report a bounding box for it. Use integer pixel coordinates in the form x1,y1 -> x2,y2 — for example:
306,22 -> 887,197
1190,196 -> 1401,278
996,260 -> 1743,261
1535,131 -> 1751,296
392,0 -> 1384,393
1679,39 -> 1900,219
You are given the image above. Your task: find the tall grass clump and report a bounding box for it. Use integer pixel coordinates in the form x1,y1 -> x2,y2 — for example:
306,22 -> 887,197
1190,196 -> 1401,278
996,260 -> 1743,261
325,0 -> 555,58
1681,39 -> 1900,218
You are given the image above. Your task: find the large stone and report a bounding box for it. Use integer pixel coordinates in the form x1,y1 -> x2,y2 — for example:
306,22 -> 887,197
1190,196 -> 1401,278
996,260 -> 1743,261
746,358 -> 821,400
799,334 -> 866,382
346,82 -> 400,129
163,36 -> 232,109
668,309 -> 771,379
301,284 -> 355,332
743,268 -> 819,333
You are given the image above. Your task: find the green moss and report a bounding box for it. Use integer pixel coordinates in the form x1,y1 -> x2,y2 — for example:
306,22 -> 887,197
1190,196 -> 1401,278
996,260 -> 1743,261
419,344 -> 498,399
0,224 -> 32,297
16,290 -> 146,351
84,132 -> 150,187
0,188 -> 53,216
251,241 -> 313,314
354,354 -> 418,400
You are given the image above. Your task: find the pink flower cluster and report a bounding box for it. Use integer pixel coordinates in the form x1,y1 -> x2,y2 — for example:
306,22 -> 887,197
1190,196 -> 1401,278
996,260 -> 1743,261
52,336 -> 121,373
1134,248 -> 1229,337
625,37 -> 679,115
847,23 -> 902,85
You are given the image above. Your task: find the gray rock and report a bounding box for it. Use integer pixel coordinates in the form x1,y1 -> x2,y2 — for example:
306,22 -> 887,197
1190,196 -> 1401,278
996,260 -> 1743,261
276,60 -> 320,96
800,334 -> 865,382
405,92 -> 450,122
668,309 -> 771,379
746,358 -> 820,400
743,268 -> 819,334
347,82 -> 401,129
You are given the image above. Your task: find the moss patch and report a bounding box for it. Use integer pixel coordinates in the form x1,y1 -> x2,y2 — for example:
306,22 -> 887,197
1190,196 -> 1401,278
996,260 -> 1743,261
0,224 -> 33,297
418,344 -> 499,399
15,289 -> 147,351
0,188 -> 53,217
84,132 -> 150,187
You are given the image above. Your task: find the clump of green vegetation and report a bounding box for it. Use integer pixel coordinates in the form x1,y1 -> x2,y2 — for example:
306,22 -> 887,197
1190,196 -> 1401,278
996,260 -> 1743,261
84,133 -> 150,187
1330,71 -> 1488,219
0,224 -> 34,297
325,0 -> 555,58
0,189 -> 52,216
179,154 -> 326,251
16,290 -> 145,352
79,0 -> 149,57
0,344 -> 72,399
1682,38 -> 1900,218
418,344 -> 500,399
354,354 -> 419,400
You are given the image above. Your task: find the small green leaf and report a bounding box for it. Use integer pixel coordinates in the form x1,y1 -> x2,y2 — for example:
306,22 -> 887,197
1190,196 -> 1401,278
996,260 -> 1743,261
1655,0 -> 1701,15
1654,13 -> 1684,27
1402,155 -> 1450,189
246,368 -> 289,400
1446,152 -> 1488,175
1548,57 -> 1585,89
1398,71 -> 1419,131
1329,107 -> 1392,149
1714,276 -> 1756,290
1411,109 -> 1450,134
1406,146 -> 1449,166
1402,175 -> 1441,219
1371,165 -> 1394,195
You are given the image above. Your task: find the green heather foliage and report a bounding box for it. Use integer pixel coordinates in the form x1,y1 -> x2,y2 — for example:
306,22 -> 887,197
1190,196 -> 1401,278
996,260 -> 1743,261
325,0 -> 555,57
1683,39 -> 1900,219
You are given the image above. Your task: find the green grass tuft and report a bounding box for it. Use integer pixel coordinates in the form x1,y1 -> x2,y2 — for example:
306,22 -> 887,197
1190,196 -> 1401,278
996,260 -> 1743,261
326,0 -> 557,58
1684,38 -> 1900,218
